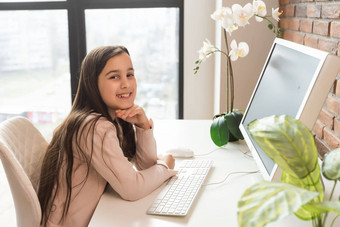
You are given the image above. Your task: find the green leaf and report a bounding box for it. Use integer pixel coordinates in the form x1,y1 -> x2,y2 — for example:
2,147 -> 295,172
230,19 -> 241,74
210,115 -> 229,147
225,112 -> 244,140
281,164 -> 323,195
248,115 -> 318,179
238,181 -> 319,227
322,148 -> 340,180
304,201 -> 340,216
281,166 -> 324,220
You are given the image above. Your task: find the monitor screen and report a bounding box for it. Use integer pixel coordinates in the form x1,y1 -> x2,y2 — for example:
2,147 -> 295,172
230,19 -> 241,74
239,38 -> 338,181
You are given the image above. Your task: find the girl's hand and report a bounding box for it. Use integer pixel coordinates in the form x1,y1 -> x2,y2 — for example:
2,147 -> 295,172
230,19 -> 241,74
115,104 -> 151,129
158,154 -> 176,170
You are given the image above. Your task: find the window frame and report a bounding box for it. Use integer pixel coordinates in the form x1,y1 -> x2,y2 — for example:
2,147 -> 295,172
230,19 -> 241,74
0,0 -> 184,118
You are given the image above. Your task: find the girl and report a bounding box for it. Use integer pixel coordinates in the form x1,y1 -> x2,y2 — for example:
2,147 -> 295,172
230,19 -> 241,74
38,46 -> 176,227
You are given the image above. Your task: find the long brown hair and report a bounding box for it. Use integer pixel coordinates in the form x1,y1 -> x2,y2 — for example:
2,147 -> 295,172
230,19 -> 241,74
38,46 -> 136,225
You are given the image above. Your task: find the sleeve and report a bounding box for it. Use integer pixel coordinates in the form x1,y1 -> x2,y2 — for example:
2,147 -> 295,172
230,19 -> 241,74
80,118 -> 176,201
132,119 -> 159,170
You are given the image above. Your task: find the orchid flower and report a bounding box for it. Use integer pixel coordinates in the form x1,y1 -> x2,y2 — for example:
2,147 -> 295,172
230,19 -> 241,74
211,7 -> 229,22
211,7 -> 238,35
198,39 -> 215,61
253,0 -> 267,22
221,7 -> 238,34
229,40 -> 249,61
232,3 -> 254,27
272,7 -> 283,21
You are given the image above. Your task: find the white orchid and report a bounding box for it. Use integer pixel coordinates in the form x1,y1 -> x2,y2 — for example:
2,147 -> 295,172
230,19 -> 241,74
211,7 -> 229,22
211,7 -> 238,35
229,40 -> 249,61
198,39 -> 215,61
253,0 -> 267,22
195,1 -> 282,120
232,3 -> 254,27
222,7 -> 238,34
272,7 -> 283,21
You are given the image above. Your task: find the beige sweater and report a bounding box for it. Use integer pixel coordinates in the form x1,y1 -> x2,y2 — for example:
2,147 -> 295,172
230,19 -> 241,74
46,115 -> 176,227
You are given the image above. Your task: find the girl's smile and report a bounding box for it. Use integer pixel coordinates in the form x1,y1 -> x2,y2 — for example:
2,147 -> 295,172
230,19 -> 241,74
117,92 -> 132,98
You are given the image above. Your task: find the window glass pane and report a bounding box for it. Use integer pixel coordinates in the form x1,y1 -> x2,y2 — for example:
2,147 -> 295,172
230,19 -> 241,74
0,10 -> 70,137
85,8 -> 179,119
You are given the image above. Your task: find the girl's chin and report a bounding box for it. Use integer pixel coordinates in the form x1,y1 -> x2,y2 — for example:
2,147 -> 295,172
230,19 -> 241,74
112,103 -> 134,111
120,103 -> 134,109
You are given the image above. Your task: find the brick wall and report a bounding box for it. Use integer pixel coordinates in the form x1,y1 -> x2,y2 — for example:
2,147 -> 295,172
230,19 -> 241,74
279,0 -> 340,157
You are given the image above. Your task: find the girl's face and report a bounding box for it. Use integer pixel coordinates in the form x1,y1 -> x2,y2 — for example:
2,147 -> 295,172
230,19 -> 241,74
97,52 -> 137,117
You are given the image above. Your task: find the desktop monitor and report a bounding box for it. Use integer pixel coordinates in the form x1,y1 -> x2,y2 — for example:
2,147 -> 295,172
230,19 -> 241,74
239,38 -> 340,181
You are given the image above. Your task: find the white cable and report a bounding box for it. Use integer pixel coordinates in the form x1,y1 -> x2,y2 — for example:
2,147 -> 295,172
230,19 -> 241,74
194,146 -> 253,160
194,147 -> 221,156
240,149 -> 253,159
203,170 -> 260,186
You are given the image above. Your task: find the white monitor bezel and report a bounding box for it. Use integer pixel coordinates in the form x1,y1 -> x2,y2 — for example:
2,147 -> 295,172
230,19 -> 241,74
239,38 -> 329,181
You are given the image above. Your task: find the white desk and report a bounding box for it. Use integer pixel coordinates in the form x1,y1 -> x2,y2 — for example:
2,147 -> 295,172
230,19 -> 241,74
89,120 -> 340,227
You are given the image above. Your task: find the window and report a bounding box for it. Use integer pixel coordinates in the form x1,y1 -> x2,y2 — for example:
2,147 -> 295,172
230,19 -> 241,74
0,0 -> 183,135
0,9 -> 70,135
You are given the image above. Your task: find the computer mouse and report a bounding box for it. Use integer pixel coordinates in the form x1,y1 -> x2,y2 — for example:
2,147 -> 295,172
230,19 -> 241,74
165,148 -> 194,158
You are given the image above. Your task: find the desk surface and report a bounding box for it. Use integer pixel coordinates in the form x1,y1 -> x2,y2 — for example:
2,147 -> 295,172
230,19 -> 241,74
89,120 -> 339,227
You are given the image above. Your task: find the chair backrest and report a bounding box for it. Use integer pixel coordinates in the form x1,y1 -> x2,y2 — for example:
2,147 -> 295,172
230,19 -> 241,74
0,117 -> 48,227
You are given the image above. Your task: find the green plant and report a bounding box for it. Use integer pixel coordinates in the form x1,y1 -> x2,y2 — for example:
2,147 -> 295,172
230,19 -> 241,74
194,1 -> 282,147
237,115 -> 340,227
210,111 -> 244,146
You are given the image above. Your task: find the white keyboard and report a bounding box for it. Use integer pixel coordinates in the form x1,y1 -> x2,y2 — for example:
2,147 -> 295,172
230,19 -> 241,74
147,159 -> 213,216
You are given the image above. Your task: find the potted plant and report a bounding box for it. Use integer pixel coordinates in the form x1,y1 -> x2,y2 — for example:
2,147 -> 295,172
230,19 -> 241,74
237,115 -> 340,227
194,1 -> 282,147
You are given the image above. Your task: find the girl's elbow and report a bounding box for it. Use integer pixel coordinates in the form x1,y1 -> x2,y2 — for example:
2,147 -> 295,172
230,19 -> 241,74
118,183 -> 143,201
120,190 -> 141,201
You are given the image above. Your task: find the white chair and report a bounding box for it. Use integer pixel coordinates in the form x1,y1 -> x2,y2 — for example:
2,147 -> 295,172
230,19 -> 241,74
0,117 -> 48,227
